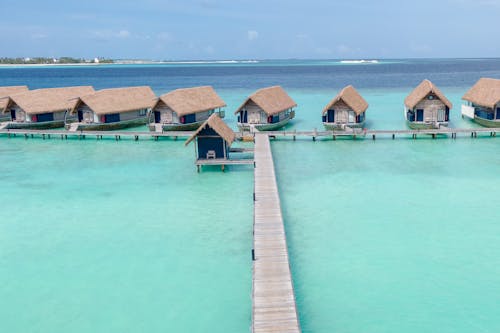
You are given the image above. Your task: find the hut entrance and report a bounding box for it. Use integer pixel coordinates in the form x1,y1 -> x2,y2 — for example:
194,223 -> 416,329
327,109 -> 334,122
78,110 -> 83,122
154,111 -> 161,123
10,109 -> 16,120
239,110 -> 248,123
416,109 -> 424,122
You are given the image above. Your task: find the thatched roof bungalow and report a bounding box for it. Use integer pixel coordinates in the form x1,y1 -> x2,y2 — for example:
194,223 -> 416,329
185,113 -> 235,166
234,86 -> 296,131
67,86 -> 156,131
2,86 -> 94,129
322,85 -> 368,130
150,86 -> 226,132
461,78 -> 500,127
0,86 -> 29,121
404,80 -> 452,129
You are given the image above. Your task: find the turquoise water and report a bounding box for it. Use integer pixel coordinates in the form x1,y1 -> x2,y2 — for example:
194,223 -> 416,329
0,139 -> 253,332
273,138 -> 500,333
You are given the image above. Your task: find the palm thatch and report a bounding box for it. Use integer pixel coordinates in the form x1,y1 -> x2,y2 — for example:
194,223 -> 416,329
0,86 -> 29,112
462,78 -> 500,109
155,86 -> 226,116
404,80 -> 452,109
3,86 -> 95,114
322,85 -> 368,115
72,86 -> 156,115
185,113 -> 235,146
234,86 -> 296,116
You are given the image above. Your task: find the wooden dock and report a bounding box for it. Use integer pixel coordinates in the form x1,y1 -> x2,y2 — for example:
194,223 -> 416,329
265,127 -> 500,140
252,133 -> 300,333
0,128 -> 246,141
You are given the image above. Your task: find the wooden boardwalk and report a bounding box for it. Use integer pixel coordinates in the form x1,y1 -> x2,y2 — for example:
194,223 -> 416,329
265,127 -> 500,140
252,134 -> 300,333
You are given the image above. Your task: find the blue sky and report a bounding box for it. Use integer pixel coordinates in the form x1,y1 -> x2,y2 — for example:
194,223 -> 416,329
1,0 -> 499,60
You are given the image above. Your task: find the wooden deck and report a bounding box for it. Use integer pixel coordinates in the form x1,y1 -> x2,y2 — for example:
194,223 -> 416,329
0,128 -> 246,141
252,134 -> 300,333
265,127 -> 500,140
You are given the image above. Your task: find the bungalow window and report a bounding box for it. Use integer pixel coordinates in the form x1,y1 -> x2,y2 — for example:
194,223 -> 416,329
103,113 -> 120,123
139,108 -> 147,116
36,112 -> 54,122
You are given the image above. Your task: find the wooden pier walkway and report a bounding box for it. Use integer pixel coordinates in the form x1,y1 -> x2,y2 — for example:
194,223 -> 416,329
265,127 -> 500,140
252,133 -> 300,333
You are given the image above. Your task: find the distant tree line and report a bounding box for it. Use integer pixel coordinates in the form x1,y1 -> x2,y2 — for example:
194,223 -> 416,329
0,57 -> 114,64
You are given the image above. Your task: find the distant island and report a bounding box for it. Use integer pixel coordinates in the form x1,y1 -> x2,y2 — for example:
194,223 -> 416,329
0,57 -> 114,65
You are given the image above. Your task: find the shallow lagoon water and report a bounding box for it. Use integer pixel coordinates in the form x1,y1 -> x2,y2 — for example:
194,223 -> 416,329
0,139 -> 252,332
273,138 -> 500,333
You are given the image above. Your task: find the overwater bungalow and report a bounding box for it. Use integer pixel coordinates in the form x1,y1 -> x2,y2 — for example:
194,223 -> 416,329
2,86 -> 95,129
66,86 -> 156,131
321,85 -> 368,130
185,113 -> 235,169
235,86 -> 296,131
149,86 -> 226,132
404,80 -> 452,129
0,86 -> 29,122
461,78 -> 500,127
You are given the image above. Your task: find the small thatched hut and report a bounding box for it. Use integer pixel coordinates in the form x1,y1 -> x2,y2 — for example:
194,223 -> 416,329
0,86 -> 29,122
67,86 -> 156,131
461,78 -> 500,127
185,113 -> 235,161
150,86 -> 226,132
322,85 -> 368,130
404,80 -> 452,129
234,86 -> 296,131
2,86 -> 95,129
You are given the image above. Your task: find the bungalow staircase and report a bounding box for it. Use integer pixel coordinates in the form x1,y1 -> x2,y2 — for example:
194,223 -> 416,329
68,123 -> 80,132
154,123 -> 163,133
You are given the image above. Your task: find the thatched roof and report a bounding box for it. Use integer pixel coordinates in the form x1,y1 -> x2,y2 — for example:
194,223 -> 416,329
3,86 -> 95,115
462,78 -> 500,109
234,86 -> 297,116
155,86 -> 226,116
185,113 -> 235,146
0,86 -> 29,112
322,85 -> 368,115
72,86 -> 156,115
404,80 -> 452,109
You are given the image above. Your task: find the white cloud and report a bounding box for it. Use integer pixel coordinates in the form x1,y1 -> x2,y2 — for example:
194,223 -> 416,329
31,33 -> 47,39
247,30 -> 258,41
117,30 -> 130,38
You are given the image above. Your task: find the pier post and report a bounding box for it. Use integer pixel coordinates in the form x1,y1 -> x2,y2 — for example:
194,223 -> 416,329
392,133 -> 395,140
372,134 -> 376,140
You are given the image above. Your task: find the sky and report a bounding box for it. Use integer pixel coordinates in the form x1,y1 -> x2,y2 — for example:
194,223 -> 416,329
0,0 -> 499,60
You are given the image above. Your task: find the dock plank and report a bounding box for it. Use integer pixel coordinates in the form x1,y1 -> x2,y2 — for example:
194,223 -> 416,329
252,133 -> 300,333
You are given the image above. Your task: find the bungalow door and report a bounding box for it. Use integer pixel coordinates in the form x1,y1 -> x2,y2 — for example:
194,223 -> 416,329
327,109 -> 335,123
10,109 -> 16,120
154,111 -> 161,123
239,110 -> 248,123
416,109 -> 424,122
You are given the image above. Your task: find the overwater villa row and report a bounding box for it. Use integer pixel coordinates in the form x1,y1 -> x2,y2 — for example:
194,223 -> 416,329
0,78 -> 499,131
